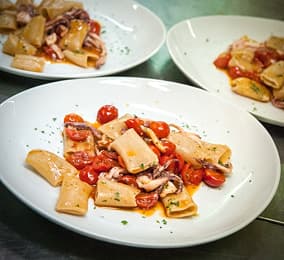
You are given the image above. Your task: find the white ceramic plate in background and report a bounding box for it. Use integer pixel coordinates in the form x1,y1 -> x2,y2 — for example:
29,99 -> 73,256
0,0 -> 166,79
167,15 -> 284,127
0,77 -> 280,248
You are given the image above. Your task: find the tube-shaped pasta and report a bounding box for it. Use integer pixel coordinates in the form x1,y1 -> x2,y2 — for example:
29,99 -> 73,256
168,131 -> 232,172
0,0 -> 14,11
161,187 -> 197,218
15,38 -> 37,55
260,61 -> 284,89
98,114 -> 134,140
11,54 -> 45,72
95,178 -> 140,208
26,149 -> 78,186
111,128 -> 159,174
22,15 -> 46,47
38,0 -> 83,19
56,176 -> 93,216
63,50 -> 99,68
62,126 -> 95,157
59,20 -> 89,52
265,36 -> 284,52
2,33 -> 19,55
0,13 -> 17,31
231,77 -> 271,102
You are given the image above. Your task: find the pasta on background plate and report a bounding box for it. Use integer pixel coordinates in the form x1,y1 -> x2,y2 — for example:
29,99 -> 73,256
0,0 -> 106,72
25,105 -> 233,219
213,35 -> 284,109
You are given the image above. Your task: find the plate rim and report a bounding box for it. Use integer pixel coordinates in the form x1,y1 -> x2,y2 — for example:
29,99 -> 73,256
0,76 -> 281,248
166,15 -> 284,127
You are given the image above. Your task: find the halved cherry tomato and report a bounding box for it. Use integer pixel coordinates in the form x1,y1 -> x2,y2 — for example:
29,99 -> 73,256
148,144 -> 161,158
254,47 -> 280,68
79,165 -> 99,185
213,53 -> 231,69
175,152 -> 185,173
125,118 -> 144,136
64,113 -> 84,123
117,155 -> 126,168
135,192 -> 159,209
89,20 -> 101,35
228,66 -> 260,82
181,163 -> 203,185
149,121 -> 170,138
203,168 -> 225,188
65,128 -> 89,142
159,152 -> 183,174
96,105 -> 118,124
118,175 -> 138,188
92,153 -> 118,172
161,140 -> 176,155
66,151 -> 94,170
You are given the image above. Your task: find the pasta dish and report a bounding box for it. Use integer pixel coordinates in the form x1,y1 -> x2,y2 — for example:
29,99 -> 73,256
25,105 -> 233,218
213,35 -> 284,109
0,0 -> 106,72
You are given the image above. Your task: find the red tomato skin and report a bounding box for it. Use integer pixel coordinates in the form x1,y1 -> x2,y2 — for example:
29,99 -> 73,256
214,53 -> 231,69
92,153 -> 117,172
89,20 -> 101,35
149,121 -> 170,138
65,128 -> 89,142
148,144 -> 161,158
161,140 -> 176,155
66,151 -> 94,170
79,165 -> 99,185
125,118 -> 144,136
254,47 -> 280,68
64,113 -> 84,123
228,66 -> 260,82
181,163 -> 203,185
203,169 -> 225,188
135,192 -> 159,209
96,105 -> 118,124
118,175 -> 138,188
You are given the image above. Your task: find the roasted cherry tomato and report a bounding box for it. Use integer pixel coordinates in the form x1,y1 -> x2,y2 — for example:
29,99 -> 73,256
181,163 -> 204,185
118,175 -> 138,188
203,168 -> 225,188
148,144 -> 161,158
161,140 -> 176,155
254,47 -> 280,68
159,152 -> 183,174
64,113 -> 84,123
89,20 -> 101,35
65,128 -> 89,142
228,66 -> 260,82
92,153 -> 118,172
213,52 -> 231,69
149,121 -> 170,138
66,151 -> 94,170
96,105 -> 118,124
79,165 -> 99,185
125,118 -> 144,136
117,155 -> 126,168
175,152 -> 185,173
135,192 -> 159,209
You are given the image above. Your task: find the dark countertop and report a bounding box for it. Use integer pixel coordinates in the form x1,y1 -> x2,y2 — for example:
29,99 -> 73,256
0,0 -> 283,259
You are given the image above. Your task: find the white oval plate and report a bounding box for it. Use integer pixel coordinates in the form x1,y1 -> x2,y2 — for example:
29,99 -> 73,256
0,0 -> 166,79
167,15 -> 284,127
0,77 -> 280,248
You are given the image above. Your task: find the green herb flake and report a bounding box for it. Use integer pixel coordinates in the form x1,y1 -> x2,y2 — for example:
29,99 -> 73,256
121,220 -> 128,225
114,192 -> 120,201
162,219 -> 167,225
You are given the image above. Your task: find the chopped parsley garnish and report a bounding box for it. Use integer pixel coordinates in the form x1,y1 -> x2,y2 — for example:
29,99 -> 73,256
121,220 -> 128,225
